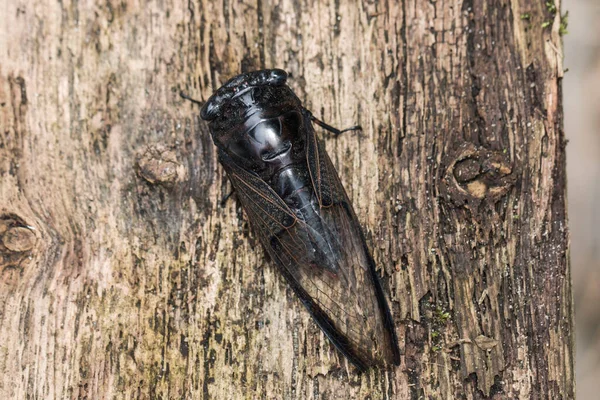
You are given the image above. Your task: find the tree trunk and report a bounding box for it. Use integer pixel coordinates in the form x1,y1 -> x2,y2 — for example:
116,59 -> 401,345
0,0 -> 573,399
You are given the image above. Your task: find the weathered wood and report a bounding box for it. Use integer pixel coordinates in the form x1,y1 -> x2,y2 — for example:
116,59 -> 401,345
0,0 -> 572,399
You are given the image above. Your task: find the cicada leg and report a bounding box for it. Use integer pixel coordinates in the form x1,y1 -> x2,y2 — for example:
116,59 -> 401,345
303,108 -> 362,137
180,91 -> 204,106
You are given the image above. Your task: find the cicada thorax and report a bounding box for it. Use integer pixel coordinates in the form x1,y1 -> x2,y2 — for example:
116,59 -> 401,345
205,78 -> 307,184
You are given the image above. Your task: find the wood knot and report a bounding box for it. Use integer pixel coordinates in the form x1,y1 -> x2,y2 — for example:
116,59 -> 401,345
441,143 -> 516,209
0,215 -> 37,271
136,145 -> 183,186
3,227 -> 35,252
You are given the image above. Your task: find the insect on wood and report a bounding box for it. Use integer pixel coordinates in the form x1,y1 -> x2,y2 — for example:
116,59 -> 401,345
182,69 -> 400,370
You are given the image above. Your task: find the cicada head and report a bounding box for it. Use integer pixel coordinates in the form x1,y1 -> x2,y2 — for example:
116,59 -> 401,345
201,69 -> 306,175
201,69 -> 289,121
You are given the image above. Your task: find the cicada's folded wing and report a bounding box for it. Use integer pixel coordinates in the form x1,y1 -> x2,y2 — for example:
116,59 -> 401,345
304,121 -> 401,367
219,146 -> 400,370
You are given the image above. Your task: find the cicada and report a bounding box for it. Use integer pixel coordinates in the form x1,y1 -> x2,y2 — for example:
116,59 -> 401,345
183,69 -> 400,370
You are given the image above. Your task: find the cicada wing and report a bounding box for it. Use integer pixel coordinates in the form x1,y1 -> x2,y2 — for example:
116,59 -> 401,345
219,148 -> 399,369
306,116 -> 336,207
304,120 -> 401,365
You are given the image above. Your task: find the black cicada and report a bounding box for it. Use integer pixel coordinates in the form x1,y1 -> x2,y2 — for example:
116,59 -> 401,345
183,69 -> 400,370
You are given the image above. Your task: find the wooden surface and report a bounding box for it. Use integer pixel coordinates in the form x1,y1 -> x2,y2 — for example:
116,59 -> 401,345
563,0 -> 600,397
0,0 -> 572,399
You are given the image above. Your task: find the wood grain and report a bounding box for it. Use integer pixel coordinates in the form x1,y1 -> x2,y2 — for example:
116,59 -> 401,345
0,0 -> 572,398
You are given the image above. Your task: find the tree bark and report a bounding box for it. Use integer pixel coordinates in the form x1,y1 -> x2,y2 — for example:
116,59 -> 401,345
0,0 -> 573,399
